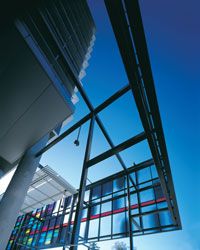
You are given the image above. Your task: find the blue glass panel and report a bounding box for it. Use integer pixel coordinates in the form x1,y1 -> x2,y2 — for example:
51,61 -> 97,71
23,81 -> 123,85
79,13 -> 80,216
113,197 -> 125,210
113,213 -> 127,235
157,201 -> 167,209
100,216 -> 111,236
32,234 -> 39,246
49,217 -> 56,228
101,201 -> 111,213
140,188 -> 155,203
91,205 -> 100,216
64,195 -> 72,208
113,177 -> 125,192
102,181 -> 112,196
80,221 -> 86,238
81,208 -> 88,218
153,182 -> 164,199
92,185 -> 101,200
137,168 -> 151,183
130,193 -> 137,205
142,214 -> 160,229
151,165 -> 158,178
141,204 -> 157,213
52,229 -> 59,243
38,232 -> 46,245
45,230 -> 53,245
159,211 -> 173,226
59,227 -> 67,243
88,219 -> 99,238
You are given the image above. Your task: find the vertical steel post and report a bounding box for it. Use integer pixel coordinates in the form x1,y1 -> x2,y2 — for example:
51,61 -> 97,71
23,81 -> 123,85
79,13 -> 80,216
70,117 -> 95,249
126,174 -> 134,250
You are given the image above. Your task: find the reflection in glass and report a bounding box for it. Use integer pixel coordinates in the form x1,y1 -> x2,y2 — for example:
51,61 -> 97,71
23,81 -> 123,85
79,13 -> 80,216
88,219 -> 99,238
113,213 -> 126,235
100,216 -> 111,236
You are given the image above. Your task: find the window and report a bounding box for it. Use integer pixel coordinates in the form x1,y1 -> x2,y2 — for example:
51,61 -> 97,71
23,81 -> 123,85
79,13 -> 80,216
113,197 -> 125,211
88,219 -> 99,238
102,181 -> 112,196
113,213 -> 126,235
113,177 -> 125,192
100,216 -> 111,236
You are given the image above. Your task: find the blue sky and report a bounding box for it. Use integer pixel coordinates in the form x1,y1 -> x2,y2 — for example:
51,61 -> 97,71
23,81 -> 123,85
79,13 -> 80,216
41,0 -> 200,249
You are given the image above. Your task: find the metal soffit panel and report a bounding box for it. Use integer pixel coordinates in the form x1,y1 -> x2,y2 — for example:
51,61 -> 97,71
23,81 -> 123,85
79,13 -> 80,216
0,165 -> 77,214
20,165 -> 77,214
0,27 -> 74,165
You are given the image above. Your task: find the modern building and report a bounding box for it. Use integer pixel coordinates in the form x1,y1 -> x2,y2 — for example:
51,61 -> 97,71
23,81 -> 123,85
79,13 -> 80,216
0,0 -> 95,249
0,0 -> 181,250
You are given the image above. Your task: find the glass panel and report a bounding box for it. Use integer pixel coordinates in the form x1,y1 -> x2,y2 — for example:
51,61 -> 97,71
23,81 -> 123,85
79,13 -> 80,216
100,216 -> 111,236
141,204 -> 157,213
88,219 -> 99,238
45,230 -> 53,245
137,168 -> 151,183
59,227 -> 67,243
38,232 -> 46,245
140,189 -> 155,203
130,193 -> 137,206
113,177 -> 125,192
65,195 -> 72,208
52,229 -> 59,243
32,233 -> 39,246
49,217 -> 56,229
157,201 -> 167,209
81,208 -> 88,219
102,181 -> 112,196
53,200 -> 60,214
101,201 -> 111,214
159,211 -> 173,226
90,205 -> 100,217
92,186 -> 101,200
113,197 -> 125,211
80,221 -> 86,238
132,217 -> 140,231
151,165 -> 158,179
129,173 -> 136,186
84,190 -> 90,202
113,213 -> 127,235
142,214 -> 160,229
27,235 -> 33,246
63,213 -> 69,224
154,183 -> 164,199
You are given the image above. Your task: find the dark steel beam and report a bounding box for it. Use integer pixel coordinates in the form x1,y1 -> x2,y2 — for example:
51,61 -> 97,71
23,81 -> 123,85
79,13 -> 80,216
87,132 -> 146,167
126,175 -> 135,249
124,0 -> 181,228
104,0 -> 178,226
35,84 -> 130,157
86,158 -> 154,190
70,117 -> 95,249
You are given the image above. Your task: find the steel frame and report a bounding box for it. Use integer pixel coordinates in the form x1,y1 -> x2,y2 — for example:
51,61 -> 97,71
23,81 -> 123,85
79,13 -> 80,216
7,0 -> 181,249
9,160 -> 179,250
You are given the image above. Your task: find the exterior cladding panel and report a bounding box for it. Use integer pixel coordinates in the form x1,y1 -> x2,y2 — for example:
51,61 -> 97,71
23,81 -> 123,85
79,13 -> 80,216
18,0 -> 96,101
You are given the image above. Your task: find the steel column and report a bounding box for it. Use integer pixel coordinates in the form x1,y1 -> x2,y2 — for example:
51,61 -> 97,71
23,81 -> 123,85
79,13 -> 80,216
126,175 -> 134,250
70,117 -> 95,249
